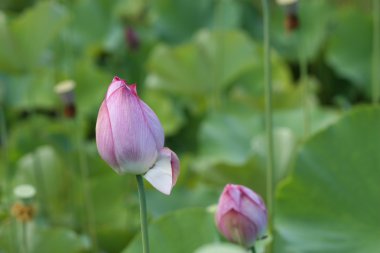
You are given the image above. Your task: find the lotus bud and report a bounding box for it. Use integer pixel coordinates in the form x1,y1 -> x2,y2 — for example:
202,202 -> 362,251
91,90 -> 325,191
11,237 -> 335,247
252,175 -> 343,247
96,77 -> 180,194
125,26 -> 140,51
54,80 -> 76,118
11,184 -> 36,222
276,0 -> 299,32
215,184 -> 267,248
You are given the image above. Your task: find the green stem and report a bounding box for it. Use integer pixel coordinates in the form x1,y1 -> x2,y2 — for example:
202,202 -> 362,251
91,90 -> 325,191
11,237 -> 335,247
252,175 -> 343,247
250,246 -> 256,253
75,117 -> 98,251
136,175 -> 150,253
261,0 -> 274,223
29,113 -> 49,220
0,108 -> 9,206
372,0 -> 380,104
21,222 -> 28,253
1,107 -> 17,253
261,0 -> 275,251
32,151 -> 49,220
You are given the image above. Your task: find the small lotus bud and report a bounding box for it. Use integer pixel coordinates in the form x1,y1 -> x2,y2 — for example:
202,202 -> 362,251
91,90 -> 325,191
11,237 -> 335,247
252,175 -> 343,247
54,80 -> 76,118
125,26 -> 140,51
12,184 -> 36,222
215,184 -> 267,248
96,77 -> 180,194
276,0 -> 299,32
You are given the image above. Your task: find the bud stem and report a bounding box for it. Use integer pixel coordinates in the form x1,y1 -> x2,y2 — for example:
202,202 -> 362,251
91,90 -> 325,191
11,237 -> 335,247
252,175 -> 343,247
250,246 -> 256,253
261,0 -> 275,233
136,175 -> 150,253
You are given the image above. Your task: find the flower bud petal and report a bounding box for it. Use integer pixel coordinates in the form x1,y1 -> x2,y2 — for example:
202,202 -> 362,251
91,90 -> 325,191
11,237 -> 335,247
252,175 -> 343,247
215,184 -> 267,248
106,76 -> 125,99
96,100 -> 119,170
144,148 -> 180,195
96,77 -> 165,174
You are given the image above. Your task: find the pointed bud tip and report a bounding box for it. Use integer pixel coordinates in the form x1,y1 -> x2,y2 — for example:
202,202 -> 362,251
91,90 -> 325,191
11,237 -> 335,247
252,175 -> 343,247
128,84 -> 138,95
112,76 -> 122,82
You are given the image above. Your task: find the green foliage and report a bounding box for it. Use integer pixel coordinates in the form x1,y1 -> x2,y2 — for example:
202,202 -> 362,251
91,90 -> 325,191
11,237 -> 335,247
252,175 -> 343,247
146,30 -> 258,113
0,0 -> 378,252
150,0 -> 213,43
271,0 -> 331,61
122,208 -> 218,253
326,7 -> 372,94
276,107 -> 380,253
0,1 -> 68,72
30,227 -> 88,253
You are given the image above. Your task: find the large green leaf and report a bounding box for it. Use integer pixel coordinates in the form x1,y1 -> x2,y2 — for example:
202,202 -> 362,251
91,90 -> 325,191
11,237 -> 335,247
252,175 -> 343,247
70,0 -> 111,46
30,227 -> 87,253
122,208 -> 218,253
196,108 -> 262,167
150,0 -> 213,43
145,30 -> 258,113
273,107 -> 340,139
275,106 -> 380,253
4,68 -> 58,109
325,7 -> 372,92
10,1 -> 68,69
146,29 -> 304,114
210,0 -> 242,30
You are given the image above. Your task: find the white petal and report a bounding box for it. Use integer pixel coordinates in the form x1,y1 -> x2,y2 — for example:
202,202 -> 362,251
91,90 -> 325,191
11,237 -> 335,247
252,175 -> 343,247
144,152 -> 172,195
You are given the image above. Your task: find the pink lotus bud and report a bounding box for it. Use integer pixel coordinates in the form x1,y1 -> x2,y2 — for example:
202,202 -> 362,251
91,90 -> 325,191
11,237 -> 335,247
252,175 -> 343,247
96,77 -> 180,194
215,184 -> 267,248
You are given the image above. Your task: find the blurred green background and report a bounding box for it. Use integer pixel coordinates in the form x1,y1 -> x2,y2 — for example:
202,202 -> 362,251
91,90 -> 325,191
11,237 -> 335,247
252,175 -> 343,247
0,0 -> 379,252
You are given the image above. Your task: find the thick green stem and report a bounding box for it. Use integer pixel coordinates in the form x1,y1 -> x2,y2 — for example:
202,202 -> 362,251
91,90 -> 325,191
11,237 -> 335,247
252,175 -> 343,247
372,0 -> 380,104
250,246 -> 256,253
261,0 -> 275,223
136,175 -> 150,253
